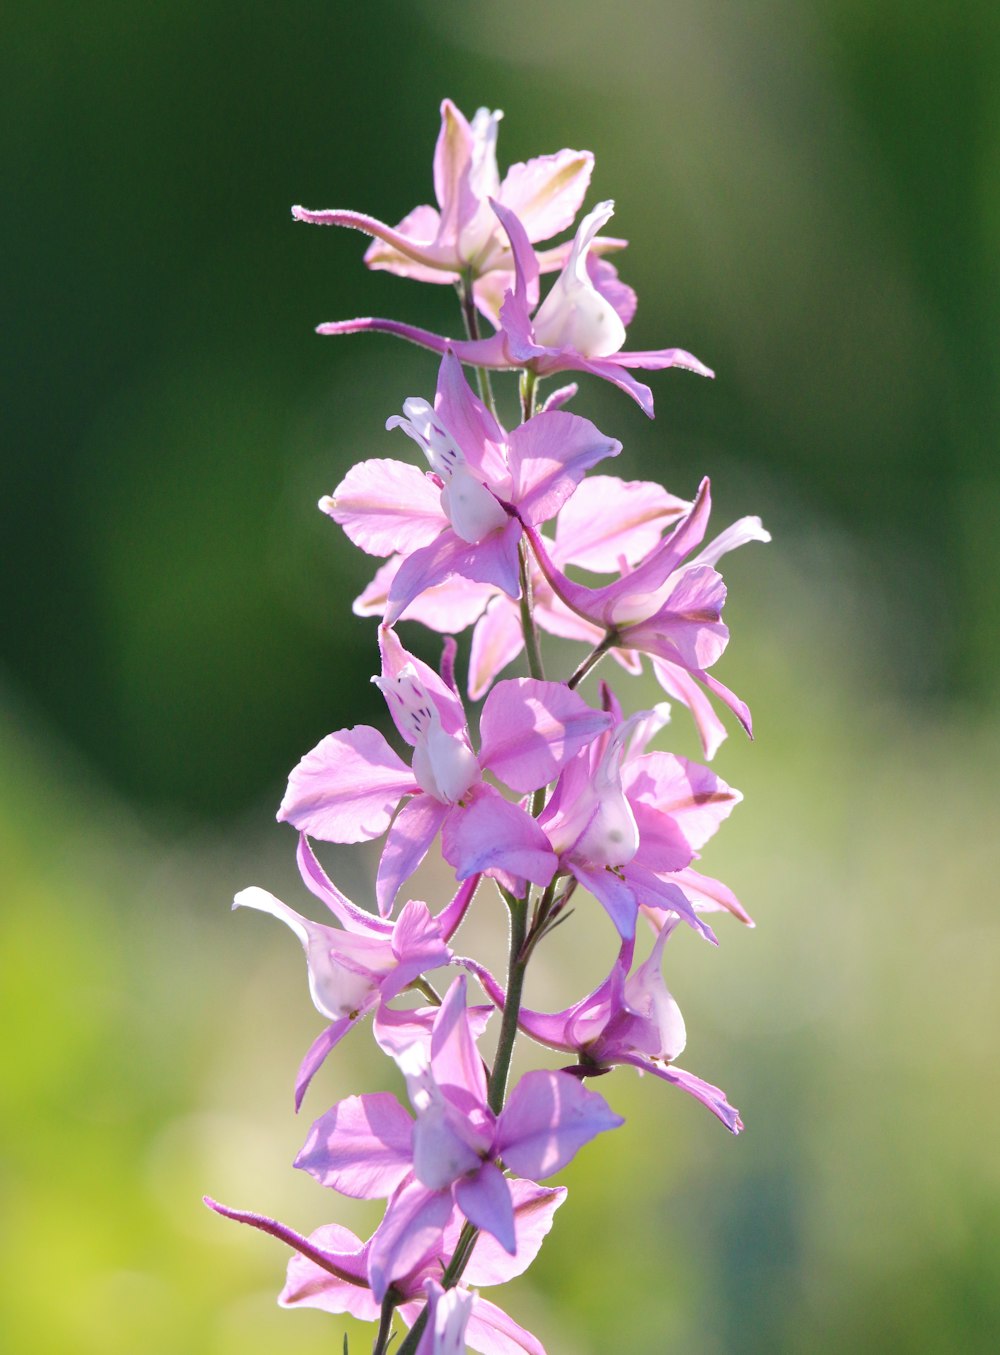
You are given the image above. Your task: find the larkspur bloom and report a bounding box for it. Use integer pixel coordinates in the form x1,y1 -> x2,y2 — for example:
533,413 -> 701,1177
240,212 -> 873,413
204,1178 -> 559,1353
317,198 -> 713,416
464,921 -> 743,1134
533,689 -> 744,940
278,628 -> 610,913
294,977 -> 623,1256
324,350 -> 619,625
522,476 -> 770,736
234,832 -> 479,1108
292,97 -> 619,326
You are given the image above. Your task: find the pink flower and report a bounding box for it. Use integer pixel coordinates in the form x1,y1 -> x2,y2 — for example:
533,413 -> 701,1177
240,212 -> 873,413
204,1180 -> 558,1353
534,689 -> 744,940
233,833 -> 478,1109
464,924 -> 742,1134
292,98 -> 608,326
277,629 -> 610,913
294,977 -> 623,1256
324,351 -> 619,625
523,476 -> 770,738
316,199 -> 713,416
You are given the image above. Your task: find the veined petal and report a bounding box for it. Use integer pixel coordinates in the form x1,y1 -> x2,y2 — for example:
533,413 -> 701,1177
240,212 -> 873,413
367,1178 -> 453,1303
278,727 -> 418,842
554,476 -> 690,573
622,862 -> 718,944
498,1069 -> 624,1179
650,865 -> 754,926
354,556 -> 494,631
456,1163 -> 516,1254
321,458 -> 446,557
375,795 -> 451,917
433,351 -> 508,483
498,147 -> 594,242
461,1180 -> 566,1286
430,975 -> 489,1110
651,660 -> 729,760
506,410 -> 620,526
468,597 -> 524,700
295,1092 -> 414,1198
479,678 -> 611,794
385,520 -> 522,627
624,752 -> 741,850
442,784 -> 557,888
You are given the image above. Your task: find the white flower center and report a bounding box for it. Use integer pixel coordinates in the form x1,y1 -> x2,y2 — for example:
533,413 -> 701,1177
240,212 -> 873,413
531,200 -> 627,358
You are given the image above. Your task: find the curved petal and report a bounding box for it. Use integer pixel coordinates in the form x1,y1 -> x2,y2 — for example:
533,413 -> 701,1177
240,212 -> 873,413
321,458 -> 446,557
386,520 -> 522,627
456,1163 -> 516,1255
463,1296 -> 547,1355
462,1180 -> 566,1286
295,1016 -> 362,1112
507,410 -> 620,526
442,784 -> 556,888
295,1092 -> 414,1198
624,752 -> 741,850
479,678 -> 611,794
376,794 -> 451,917
615,1053 -> 743,1134
498,1069 -> 624,1179
498,148 -> 594,242
295,833 -> 393,934
468,597 -> 524,700
292,204 -> 459,272
367,1178 -> 453,1303
278,726 -> 418,842
554,476 -> 689,573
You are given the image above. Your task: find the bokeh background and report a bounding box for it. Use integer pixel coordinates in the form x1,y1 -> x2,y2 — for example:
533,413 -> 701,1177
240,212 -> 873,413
4,2 -> 1000,1351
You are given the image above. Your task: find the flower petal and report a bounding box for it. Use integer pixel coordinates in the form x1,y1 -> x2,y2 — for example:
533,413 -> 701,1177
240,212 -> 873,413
321,458 -> 446,557
506,410 -> 620,526
295,1092 -> 414,1198
278,727 -> 417,842
442,784 -> 556,888
455,1162 -> 516,1254
498,1069 -> 624,1179
376,795 -> 451,917
479,678 -> 611,794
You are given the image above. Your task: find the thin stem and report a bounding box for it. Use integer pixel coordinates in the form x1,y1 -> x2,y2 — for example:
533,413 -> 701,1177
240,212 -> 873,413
566,632 -> 615,690
518,537 -> 546,683
519,368 -> 538,422
458,271 -> 498,418
371,1290 -> 399,1355
488,890 -> 530,1115
409,976 -> 443,1006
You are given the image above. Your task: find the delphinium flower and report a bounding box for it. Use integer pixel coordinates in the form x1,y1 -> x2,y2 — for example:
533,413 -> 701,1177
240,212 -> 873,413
208,99 -> 767,1355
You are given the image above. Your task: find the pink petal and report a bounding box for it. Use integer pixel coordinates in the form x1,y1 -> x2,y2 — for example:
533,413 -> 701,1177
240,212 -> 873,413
498,148 -> 594,242
355,556 -> 494,632
435,872 -> 482,941
295,832 -> 393,934
569,861 -> 638,940
622,565 -> 729,670
462,1180 -> 566,1286
628,802 -> 693,875
498,1069 -> 624,1179
294,1017 -> 359,1112
651,660 -> 729,760
586,252 -> 637,327
624,752 -> 741,850
554,476 -> 689,573
364,203 -> 452,283
665,865 -> 754,927
315,316 -> 511,370
382,898 -> 452,1000
456,1161 -> 516,1253
468,598 -> 524,700
386,520 -> 522,627
367,1178 -> 453,1303
278,726 -> 418,842
479,678 -> 611,794
430,975 -> 489,1109
442,784 -> 556,889
464,1296 -> 547,1355
379,626 -> 468,739
506,410 -> 620,526
622,862 -> 718,944
434,351 -> 507,482
295,1092 -> 414,1198
376,794 -> 451,917
321,458 -> 446,557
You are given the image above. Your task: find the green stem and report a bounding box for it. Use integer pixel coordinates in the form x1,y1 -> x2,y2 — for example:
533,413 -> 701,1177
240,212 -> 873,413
458,271 -> 498,418
519,368 -> 538,422
488,890 -> 530,1115
518,538 -> 546,683
566,632 -> 615,690
394,1224 -> 480,1355
371,1290 -> 399,1355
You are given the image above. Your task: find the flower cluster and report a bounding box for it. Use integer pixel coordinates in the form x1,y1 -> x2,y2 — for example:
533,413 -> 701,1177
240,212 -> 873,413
207,99 -> 768,1355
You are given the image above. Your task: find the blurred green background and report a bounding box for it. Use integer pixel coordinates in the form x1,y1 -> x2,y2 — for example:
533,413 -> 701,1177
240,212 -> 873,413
4,2 -> 1000,1351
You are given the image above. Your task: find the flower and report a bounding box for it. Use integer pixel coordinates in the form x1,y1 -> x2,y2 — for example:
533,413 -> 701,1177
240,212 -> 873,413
277,628 -> 610,913
533,689 -> 744,940
316,199 -> 713,416
294,977 -> 623,1255
325,350 -> 619,625
233,832 -> 478,1109
292,98 -> 608,325
204,1181 -> 559,1354
464,923 -> 743,1134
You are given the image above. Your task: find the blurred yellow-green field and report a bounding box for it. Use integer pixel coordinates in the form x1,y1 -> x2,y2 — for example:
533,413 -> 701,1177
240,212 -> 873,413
4,3 -> 1000,1352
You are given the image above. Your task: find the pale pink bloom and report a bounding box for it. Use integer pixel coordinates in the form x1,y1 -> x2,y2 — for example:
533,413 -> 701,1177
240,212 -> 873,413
523,476 -> 770,739
317,199 -> 712,416
234,833 -> 478,1109
277,629 -> 610,913
204,1180 -> 558,1353
534,689 -> 744,940
324,351 -> 618,625
464,924 -> 742,1134
292,97 -> 613,327
294,977 -> 623,1256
